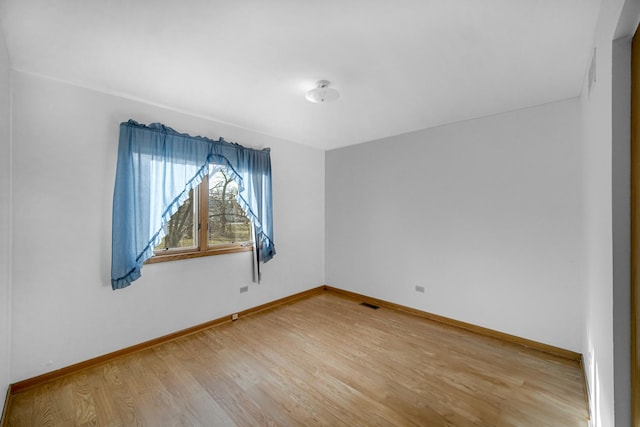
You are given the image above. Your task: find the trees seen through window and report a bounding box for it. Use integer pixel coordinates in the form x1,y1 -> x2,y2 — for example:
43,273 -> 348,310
152,165 -> 252,261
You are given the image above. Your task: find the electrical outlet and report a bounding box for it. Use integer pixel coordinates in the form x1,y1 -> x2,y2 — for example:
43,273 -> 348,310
240,286 -> 249,293
231,313 -> 238,321
415,285 -> 425,293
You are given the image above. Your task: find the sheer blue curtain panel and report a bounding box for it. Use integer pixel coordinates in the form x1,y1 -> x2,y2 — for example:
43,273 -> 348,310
111,120 -> 275,290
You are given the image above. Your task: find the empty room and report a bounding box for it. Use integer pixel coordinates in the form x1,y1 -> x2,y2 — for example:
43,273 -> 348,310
1,1 -> 639,426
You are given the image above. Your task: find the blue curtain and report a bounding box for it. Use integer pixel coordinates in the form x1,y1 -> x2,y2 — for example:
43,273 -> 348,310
111,120 -> 275,290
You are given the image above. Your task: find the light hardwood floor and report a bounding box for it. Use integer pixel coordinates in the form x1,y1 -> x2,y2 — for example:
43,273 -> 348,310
6,291 -> 589,426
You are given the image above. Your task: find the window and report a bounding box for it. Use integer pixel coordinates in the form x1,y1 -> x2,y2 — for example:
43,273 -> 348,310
111,120 -> 275,290
148,165 -> 253,263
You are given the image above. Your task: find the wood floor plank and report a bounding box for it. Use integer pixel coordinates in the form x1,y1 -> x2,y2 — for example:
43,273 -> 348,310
6,291 -> 589,426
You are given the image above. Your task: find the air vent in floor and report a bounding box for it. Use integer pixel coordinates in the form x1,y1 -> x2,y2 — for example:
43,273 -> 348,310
360,302 -> 380,310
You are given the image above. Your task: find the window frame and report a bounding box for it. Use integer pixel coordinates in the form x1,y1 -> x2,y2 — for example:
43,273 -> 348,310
146,173 -> 253,265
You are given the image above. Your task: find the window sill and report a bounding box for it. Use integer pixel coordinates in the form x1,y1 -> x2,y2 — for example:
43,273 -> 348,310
146,244 -> 253,264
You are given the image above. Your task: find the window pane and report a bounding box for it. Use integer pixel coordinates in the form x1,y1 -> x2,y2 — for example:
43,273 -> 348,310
154,189 -> 197,251
208,168 -> 252,245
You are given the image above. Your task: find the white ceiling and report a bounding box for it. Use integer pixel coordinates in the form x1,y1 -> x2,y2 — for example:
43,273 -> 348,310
0,0 -> 601,150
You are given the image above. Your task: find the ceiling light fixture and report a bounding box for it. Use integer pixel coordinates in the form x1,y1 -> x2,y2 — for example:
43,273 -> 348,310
305,80 -> 340,103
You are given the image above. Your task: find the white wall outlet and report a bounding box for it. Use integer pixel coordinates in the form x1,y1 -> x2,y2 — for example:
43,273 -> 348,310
231,313 -> 238,321
415,285 -> 425,293
240,286 -> 249,293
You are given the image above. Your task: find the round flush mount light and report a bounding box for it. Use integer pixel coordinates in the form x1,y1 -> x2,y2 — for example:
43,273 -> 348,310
305,80 -> 340,103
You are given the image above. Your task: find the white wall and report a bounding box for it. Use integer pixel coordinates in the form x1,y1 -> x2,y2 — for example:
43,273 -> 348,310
0,22 -> 11,401
581,32 -> 615,427
9,71 -> 325,382
326,99 -> 584,351
581,1 -> 640,426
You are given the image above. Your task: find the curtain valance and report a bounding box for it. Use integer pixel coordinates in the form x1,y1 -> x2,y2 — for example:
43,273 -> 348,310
111,120 -> 275,290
